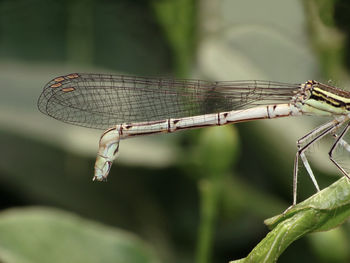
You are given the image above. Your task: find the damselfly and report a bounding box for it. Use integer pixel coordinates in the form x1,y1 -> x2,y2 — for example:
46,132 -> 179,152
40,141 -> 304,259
38,73 -> 350,205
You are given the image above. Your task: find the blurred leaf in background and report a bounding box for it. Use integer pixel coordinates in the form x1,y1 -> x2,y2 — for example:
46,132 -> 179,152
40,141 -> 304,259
0,207 -> 159,263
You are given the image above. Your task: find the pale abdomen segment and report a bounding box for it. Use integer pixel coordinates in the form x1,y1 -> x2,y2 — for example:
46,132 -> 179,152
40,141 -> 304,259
94,103 -> 302,181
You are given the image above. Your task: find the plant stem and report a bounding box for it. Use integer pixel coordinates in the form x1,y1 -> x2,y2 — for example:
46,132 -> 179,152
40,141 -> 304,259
196,178 -> 221,263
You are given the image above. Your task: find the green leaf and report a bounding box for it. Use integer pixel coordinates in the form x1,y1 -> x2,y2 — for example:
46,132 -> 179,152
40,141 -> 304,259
0,207 -> 159,263
230,176 -> 350,263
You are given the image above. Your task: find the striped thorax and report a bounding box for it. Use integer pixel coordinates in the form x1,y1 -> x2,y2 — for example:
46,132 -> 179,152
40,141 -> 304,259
297,80 -> 350,116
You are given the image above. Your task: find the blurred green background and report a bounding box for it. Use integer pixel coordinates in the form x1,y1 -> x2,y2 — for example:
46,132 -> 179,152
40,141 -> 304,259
1,0 -> 350,262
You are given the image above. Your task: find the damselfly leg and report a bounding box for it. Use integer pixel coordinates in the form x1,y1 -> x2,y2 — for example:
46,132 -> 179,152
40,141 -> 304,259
293,119 -> 345,205
329,122 -> 350,179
